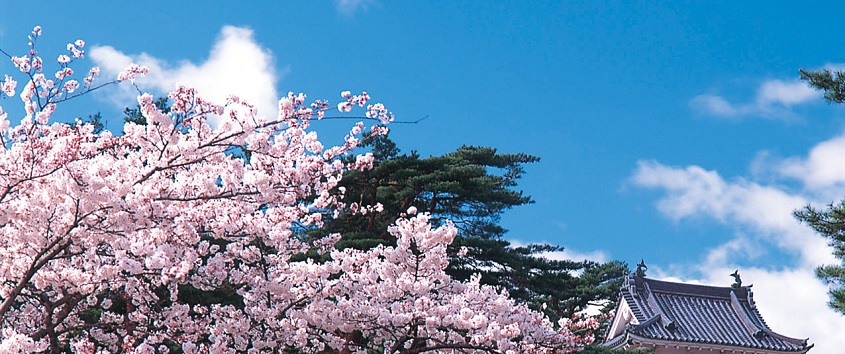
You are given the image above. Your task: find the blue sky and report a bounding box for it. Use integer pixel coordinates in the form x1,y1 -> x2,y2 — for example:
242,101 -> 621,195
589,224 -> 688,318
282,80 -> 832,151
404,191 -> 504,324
3,1 -> 845,351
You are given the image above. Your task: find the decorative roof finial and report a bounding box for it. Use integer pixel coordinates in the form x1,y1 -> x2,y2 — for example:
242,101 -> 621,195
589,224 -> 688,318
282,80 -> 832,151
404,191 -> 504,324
730,269 -> 742,288
635,259 -> 648,278
665,321 -> 677,333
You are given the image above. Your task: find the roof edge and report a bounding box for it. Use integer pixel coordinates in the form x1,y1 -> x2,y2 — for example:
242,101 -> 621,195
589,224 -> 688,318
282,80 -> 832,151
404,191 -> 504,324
602,332 -> 628,349
761,329 -> 813,348
626,333 -> 813,353
729,287 -> 811,348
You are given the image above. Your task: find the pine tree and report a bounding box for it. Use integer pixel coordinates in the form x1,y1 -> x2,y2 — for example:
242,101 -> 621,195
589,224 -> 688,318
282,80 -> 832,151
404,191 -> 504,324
794,68 -> 845,314
322,134 -> 628,326
794,204 -> 845,313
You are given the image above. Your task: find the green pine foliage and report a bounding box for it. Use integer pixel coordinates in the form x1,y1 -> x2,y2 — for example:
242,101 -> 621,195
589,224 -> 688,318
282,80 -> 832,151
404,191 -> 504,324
794,203 -> 845,313
795,68 -> 845,315
123,96 -> 170,125
321,134 -> 628,329
800,68 -> 845,103
85,112 -> 105,134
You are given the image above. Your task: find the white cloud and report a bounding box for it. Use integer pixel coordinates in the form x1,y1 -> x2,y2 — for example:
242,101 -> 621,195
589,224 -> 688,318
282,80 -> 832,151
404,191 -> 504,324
690,79 -> 819,118
779,133 -> 845,192
689,94 -> 740,116
822,62 -> 845,72
758,80 -> 819,106
702,236 -> 763,265
632,161 -> 733,222
631,136 -> 845,352
89,26 -> 283,123
633,160 -> 833,267
335,0 -> 375,16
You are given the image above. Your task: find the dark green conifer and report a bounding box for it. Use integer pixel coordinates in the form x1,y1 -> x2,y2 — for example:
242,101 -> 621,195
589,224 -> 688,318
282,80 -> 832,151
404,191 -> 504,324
795,68 -> 845,314
321,134 -> 627,328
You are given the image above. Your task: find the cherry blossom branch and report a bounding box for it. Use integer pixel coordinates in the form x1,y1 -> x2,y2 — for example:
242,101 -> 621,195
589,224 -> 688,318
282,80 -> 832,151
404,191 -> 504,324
0,27 -> 588,353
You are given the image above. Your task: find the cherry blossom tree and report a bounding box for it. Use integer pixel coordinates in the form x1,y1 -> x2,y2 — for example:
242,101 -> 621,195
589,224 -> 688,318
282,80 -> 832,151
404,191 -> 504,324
0,27 -> 595,353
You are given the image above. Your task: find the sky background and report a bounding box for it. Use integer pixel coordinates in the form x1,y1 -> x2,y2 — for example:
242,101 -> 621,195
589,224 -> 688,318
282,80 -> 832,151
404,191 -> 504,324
2,1 -> 844,352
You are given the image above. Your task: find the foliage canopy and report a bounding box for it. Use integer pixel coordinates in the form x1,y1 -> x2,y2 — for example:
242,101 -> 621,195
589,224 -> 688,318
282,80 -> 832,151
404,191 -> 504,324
321,134 -> 628,328
795,67 -> 845,314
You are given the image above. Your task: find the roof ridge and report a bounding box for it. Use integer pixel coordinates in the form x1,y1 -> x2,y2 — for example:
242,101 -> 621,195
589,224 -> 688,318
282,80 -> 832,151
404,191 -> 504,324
644,278 -> 735,298
642,281 -> 677,332
744,290 -> 772,330
627,314 -> 661,332
729,289 -> 765,338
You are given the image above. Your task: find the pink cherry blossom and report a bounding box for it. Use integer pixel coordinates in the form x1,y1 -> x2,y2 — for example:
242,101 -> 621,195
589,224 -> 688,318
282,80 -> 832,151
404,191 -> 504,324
117,63 -> 149,82
1,75 -> 15,97
0,27 -> 589,354
11,56 -> 31,72
63,79 -> 79,93
31,56 -> 43,72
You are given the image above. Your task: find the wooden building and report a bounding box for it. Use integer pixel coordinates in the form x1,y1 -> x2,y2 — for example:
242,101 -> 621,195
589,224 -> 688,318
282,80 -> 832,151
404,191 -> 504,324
603,262 -> 812,353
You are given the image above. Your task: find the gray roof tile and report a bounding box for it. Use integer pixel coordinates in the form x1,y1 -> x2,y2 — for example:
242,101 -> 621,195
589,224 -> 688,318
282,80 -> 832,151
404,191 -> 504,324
605,275 -> 811,352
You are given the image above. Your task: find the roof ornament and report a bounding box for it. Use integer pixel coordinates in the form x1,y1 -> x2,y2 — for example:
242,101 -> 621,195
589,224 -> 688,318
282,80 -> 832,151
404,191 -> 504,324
665,321 -> 677,333
635,259 -> 648,278
730,270 -> 742,288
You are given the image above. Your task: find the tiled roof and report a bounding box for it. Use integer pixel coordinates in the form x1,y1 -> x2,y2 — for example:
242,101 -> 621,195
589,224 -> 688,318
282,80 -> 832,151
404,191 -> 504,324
604,274 -> 811,352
